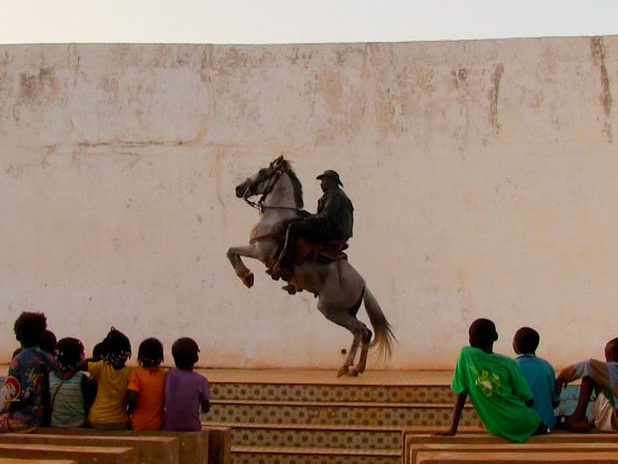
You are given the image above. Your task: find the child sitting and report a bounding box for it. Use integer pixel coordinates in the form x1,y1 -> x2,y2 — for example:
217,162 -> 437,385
127,338 -> 166,431
556,337 -> 618,432
84,327 -> 133,429
163,337 -> 210,431
0,312 -> 56,433
441,318 -> 544,442
49,337 -> 91,427
513,327 -> 560,430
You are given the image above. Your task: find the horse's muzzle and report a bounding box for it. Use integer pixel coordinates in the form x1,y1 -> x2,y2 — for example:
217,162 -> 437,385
235,182 -> 250,198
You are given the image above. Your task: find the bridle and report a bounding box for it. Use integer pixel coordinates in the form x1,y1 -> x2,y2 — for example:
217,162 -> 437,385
242,166 -> 300,213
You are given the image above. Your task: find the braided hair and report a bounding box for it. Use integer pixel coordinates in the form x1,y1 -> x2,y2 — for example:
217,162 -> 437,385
56,337 -> 85,371
101,327 -> 131,369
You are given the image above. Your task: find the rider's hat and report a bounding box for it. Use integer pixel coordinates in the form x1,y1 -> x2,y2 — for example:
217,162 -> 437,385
316,169 -> 343,187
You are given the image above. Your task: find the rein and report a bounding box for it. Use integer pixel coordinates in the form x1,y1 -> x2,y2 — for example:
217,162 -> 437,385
243,168 -> 300,214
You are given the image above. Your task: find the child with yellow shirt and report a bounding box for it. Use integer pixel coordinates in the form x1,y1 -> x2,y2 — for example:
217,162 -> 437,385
84,327 -> 132,429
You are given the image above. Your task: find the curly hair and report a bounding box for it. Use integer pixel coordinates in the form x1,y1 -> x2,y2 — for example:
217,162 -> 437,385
14,312 -> 47,347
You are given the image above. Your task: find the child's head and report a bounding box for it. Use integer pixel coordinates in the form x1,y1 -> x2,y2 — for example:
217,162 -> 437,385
468,318 -> 498,353
92,341 -> 105,360
56,337 -> 85,371
101,327 -> 131,369
40,329 -> 57,356
172,337 -> 200,370
137,338 -> 164,368
513,327 -> 540,355
14,312 -> 47,348
604,337 -> 618,362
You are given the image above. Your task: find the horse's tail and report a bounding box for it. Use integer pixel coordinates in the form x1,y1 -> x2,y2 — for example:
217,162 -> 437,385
363,287 -> 396,361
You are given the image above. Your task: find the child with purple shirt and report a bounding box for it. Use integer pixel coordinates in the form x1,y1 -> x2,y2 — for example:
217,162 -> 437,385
163,338 -> 210,431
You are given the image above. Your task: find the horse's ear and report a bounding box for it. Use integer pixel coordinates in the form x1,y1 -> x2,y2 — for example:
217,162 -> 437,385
271,155 -> 285,169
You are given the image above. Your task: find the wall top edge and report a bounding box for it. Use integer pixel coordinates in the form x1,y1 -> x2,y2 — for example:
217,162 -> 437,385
1,33 -> 617,48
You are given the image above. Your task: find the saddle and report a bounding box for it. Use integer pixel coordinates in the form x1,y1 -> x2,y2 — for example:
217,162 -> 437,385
268,238 -> 348,282
294,238 -> 348,266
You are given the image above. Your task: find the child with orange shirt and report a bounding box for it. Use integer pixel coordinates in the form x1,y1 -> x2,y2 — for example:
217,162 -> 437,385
127,338 -> 166,431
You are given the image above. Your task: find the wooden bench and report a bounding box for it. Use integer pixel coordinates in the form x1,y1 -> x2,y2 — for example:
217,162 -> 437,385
0,443 -> 135,464
36,426 -> 230,464
416,450 -> 618,463
409,443 -> 618,464
1,433 -> 178,464
0,460 -> 76,464
402,427 -> 618,464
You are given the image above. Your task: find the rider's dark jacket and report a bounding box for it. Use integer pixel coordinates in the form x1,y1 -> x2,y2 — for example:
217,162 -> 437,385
310,186 -> 354,241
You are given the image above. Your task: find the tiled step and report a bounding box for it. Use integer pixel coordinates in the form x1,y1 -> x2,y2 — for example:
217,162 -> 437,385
206,400 -> 478,427
232,445 -> 400,464
212,422 -> 401,449
210,382 -> 455,404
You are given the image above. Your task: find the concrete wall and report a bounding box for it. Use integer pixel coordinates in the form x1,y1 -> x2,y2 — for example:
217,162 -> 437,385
1,37 -> 616,369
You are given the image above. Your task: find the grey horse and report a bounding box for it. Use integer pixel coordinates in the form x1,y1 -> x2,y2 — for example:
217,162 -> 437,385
227,156 -> 395,376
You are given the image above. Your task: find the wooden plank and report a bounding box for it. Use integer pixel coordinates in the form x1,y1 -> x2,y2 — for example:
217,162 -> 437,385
203,425 -> 231,464
1,433 -> 178,464
402,432 -> 618,464
0,443 -> 135,464
36,427 -> 211,464
409,443 -> 618,464
416,450 -> 618,464
0,460 -> 76,464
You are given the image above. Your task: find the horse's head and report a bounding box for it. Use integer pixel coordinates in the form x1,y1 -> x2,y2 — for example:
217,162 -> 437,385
235,155 -> 289,199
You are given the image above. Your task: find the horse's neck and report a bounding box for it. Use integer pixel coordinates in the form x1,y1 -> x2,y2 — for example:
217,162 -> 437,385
254,173 -> 300,232
262,174 -> 298,210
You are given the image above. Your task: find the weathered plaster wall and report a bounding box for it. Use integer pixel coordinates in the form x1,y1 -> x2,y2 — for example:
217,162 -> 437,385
1,38 -> 616,369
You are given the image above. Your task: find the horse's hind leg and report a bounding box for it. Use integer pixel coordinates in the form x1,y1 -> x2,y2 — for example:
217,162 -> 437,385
339,332 -> 362,377
318,301 -> 368,377
350,328 -> 372,376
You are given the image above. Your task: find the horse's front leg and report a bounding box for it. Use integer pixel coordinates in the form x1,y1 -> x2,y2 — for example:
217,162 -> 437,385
227,244 -> 262,288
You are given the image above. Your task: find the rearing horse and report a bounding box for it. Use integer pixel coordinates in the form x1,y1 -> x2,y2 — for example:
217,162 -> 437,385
227,156 -> 395,376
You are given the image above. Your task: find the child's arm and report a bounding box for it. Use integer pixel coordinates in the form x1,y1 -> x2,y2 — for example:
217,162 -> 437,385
126,391 -> 138,415
438,392 -> 467,436
201,398 -> 210,414
80,374 -> 94,415
76,357 -> 96,371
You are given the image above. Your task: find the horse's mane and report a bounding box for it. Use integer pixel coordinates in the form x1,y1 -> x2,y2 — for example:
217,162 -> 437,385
281,159 -> 304,209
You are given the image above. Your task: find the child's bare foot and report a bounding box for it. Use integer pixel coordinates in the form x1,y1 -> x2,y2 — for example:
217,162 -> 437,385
566,415 -> 591,432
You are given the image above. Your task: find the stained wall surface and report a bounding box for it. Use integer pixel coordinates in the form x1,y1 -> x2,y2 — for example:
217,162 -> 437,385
1,38 -> 617,369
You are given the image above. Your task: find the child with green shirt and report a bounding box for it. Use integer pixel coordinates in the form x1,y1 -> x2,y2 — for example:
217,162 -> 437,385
441,318 -> 545,442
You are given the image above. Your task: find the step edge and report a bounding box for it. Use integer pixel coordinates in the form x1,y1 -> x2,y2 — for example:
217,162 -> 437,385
205,421 -> 403,432
212,400 -> 471,408
232,445 -> 401,457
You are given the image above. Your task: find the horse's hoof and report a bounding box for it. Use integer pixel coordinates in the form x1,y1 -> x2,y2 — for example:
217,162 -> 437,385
348,369 -> 360,377
243,272 -> 254,288
337,366 -> 349,377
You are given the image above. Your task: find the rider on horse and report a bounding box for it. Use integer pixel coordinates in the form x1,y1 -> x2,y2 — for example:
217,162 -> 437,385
277,169 -> 354,281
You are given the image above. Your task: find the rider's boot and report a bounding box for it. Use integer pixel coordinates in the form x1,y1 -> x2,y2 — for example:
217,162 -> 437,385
281,284 -> 297,294
276,250 -> 294,281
